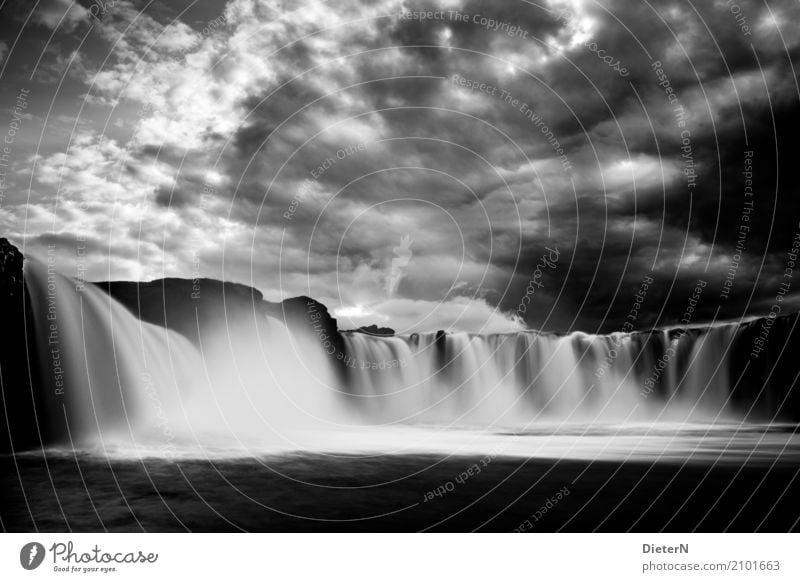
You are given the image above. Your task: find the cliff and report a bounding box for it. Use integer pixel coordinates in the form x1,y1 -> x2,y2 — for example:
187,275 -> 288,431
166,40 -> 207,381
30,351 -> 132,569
0,238 -> 46,451
98,281 -> 347,377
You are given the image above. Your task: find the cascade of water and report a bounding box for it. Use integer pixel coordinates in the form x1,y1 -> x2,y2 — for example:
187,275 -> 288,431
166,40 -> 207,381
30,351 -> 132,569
23,260 -> 344,450
22,259 -> 746,451
341,323 -> 741,425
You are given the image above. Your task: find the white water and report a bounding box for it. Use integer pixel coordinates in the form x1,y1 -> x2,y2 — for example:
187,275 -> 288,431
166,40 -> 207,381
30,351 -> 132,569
24,259 -> 347,451
340,327 -> 738,427
24,261 -> 779,460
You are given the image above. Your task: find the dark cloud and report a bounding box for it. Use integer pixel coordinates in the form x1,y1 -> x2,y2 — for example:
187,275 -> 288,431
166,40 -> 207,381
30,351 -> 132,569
2,0 -> 799,332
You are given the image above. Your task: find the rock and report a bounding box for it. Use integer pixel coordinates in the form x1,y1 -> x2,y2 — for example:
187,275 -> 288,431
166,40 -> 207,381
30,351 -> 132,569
263,295 -> 338,337
99,278 -> 268,346
0,238 -> 45,452
730,313 -> 800,421
0,237 -> 23,301
262,296 -> 348,378
101,283 -> 350,380
344,324 -> 395,337
434,329 -> 448,371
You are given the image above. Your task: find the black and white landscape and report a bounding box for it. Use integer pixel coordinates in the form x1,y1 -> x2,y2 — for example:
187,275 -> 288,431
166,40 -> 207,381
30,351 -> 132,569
1,0 -> 800,532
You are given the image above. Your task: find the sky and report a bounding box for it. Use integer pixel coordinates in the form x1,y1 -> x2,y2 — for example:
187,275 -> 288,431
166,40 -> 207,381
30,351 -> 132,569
0,0 -> 799,334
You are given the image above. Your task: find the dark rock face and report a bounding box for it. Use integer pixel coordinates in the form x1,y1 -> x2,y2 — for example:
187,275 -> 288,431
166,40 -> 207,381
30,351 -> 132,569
262,295 -> 340,342
434,330 -> 448,376
0,238 -> 23,299
730,313 -> 800,422
0,238 -> 44,452
434,329 -> 447,355
344,324 -> 395,337
99,278 -> 269,346
262,296 -> 348,378
100,283 -> 349,380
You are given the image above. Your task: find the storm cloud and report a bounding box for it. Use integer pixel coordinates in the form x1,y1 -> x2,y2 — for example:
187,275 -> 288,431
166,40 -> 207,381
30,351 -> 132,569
1,0 -> 798,333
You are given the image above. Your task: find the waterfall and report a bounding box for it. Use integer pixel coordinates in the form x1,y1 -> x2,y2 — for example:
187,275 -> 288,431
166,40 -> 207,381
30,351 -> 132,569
19,260 -> 779,454
22,259 -> 344,451
340,326 -> 740,426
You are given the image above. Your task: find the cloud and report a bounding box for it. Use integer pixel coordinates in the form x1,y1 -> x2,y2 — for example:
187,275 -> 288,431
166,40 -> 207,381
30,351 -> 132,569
31,0 -> 88,33
333,295 -> 524,334
2,0 -> 799,333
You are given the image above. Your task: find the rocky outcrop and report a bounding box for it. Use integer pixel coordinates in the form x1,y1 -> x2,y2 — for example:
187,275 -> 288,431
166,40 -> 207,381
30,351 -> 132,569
0,238 -> 44,452
0,238 -> 23,299
730,313 -> 800,421
100,283 -> 349,379
344,324 -> 395,337
99,278 -> 270,346
262,295 -> 340,341
262,296 -> 348,377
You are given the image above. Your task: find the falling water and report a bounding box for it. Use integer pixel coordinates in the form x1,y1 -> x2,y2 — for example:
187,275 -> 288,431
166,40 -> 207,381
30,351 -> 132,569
340,327 -> 739,426
23,259 -> 345,452
20,260 -> 782,461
